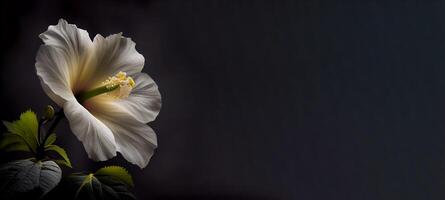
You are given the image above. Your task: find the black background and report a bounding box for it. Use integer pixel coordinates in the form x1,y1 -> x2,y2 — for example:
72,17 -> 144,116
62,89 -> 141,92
2,0 -> 445,199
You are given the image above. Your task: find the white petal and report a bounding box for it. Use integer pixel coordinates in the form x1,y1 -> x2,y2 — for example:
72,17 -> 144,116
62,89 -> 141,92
85,33 -> 145,89
63,100 -> 117,161
36,46 -> 76,105
114,73 -> 161,123
36,19 -> 93,105
104,119 -> 157,168
88,100 -> 157,168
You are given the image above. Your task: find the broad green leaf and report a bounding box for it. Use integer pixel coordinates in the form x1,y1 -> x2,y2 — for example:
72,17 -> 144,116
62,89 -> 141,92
95,166 -> 133,187
52,167 -> 135,200
74,174 -> 99,199
71,174 -> 135,200
2,110 -> 39,152
96,176 -> 135,200
45,145 -> 72,168
44,133 -> 56,147
0,159 -> 61,198
0,133 -> 31,152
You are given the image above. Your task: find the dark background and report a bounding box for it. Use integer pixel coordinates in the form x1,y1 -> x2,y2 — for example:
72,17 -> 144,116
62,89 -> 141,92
1,0 -> 445,199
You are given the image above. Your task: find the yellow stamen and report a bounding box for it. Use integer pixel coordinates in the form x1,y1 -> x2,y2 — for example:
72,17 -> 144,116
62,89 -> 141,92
103,71 -> 135,89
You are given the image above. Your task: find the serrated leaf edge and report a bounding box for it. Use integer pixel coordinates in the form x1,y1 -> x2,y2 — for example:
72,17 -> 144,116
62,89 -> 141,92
95,166 -> 134,187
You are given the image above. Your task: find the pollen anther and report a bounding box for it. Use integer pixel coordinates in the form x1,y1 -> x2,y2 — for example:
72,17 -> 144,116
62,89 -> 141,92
102,71 -> 135,98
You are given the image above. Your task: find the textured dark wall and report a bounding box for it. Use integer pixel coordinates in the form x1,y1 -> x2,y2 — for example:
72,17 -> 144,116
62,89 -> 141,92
2,0 -> 445,199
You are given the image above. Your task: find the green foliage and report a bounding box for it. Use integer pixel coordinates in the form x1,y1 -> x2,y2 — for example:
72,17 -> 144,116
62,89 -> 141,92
95,166 -> 134,187
1,110 -> 39,153
0,133 -> 31,152
45,145 -> 72,168
0,110 -> 72,169
0,159 -> 62,198
44,133 -> 56,146
49,166 -> 135,200
0,110 -> 137,200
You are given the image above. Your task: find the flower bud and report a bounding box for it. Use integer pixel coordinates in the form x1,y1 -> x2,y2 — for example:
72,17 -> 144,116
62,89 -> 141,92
44,105 -> 55,120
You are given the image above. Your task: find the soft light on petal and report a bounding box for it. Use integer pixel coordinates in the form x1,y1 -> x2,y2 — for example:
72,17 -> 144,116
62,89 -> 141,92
36,19 -> 93,105
88,99 -> 157,168
114,73 -> 161,123
63,100 -> 117,161
36,46 -> 76,105
103,119 -> 157,168
83,33 -> 145,90
36,19 -> 161,168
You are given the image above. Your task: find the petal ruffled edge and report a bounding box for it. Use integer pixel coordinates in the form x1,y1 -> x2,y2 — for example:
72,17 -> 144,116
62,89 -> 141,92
83,33 -> 145,90
36,45 -> 76,105
36,19 -> 93,105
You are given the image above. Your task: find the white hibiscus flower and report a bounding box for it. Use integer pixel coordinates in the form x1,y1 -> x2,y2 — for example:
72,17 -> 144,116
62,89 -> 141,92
35,19 -> 161,168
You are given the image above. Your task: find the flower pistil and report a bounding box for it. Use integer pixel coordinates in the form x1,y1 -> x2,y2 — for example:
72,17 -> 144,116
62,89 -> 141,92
77,71 -> 135,103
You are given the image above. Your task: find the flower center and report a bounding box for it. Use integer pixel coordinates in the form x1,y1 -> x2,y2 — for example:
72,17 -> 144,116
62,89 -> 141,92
77,71 -> 135,103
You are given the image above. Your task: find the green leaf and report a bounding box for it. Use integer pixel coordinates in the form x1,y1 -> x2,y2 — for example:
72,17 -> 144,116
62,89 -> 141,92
95,166 -> 134,187
50,167 -> 135,200
96,176 -> 135,200
0,159 -> 62,198
59,173 -> 135,200
2,110 -> 39,153
74,174 -> 93,198
54,160 -> 72,169
44,133 -> 56,147
45,145 -> 72,168
0,133 -> 31,152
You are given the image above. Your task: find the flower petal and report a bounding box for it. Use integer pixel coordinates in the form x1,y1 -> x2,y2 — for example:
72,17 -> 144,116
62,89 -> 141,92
85,33 -> 145,89
63,100 -> 117,161
36,46 -> 76,105
103,119 -> 157,168
88,100 -> 157,168
112,73 -> 161,123
36,19 -> 93,105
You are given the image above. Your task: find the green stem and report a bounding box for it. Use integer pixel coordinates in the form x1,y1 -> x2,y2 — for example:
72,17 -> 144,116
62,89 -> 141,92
37,118 -> 44,145
36,110 -> 64,159
44,110 -> 64,143
77,84 -> 119,103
